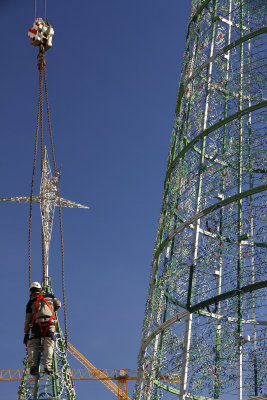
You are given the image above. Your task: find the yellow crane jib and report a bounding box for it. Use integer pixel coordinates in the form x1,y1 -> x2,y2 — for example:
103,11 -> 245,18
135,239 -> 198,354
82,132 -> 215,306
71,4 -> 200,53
67,343 -> 132,400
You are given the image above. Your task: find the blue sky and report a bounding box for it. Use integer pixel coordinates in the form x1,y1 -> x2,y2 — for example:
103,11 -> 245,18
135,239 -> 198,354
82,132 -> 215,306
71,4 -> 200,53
0,0 -> 191,398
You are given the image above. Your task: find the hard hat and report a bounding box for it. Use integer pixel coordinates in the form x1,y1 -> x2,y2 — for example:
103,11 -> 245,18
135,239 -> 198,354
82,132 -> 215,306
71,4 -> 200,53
30,282 -> 42,290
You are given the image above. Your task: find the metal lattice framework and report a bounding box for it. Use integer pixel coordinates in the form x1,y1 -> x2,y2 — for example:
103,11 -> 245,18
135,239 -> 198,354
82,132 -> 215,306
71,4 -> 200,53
1,368 -> 135,382
18,319 -> 76,400
0,147 -> 88,287
1,148 -> 88,399
134,1 -> 266,400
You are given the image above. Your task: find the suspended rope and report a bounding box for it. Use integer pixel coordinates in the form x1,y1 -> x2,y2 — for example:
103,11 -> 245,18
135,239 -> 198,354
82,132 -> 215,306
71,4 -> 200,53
28,43 -> 68,345
28,83 -> 40,287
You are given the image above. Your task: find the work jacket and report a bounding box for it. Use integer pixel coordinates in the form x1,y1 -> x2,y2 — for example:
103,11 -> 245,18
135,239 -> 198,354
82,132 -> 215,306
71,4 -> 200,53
24,292 -> 61,335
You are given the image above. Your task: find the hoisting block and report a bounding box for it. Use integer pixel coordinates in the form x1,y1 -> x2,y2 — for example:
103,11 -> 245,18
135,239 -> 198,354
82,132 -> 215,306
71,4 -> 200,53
28,18 -> 54,50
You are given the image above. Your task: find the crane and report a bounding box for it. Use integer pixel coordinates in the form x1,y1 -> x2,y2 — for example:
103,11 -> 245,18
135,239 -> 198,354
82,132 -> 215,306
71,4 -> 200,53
0,368 -> 137,382
67,343 -> 133,400
1,343 -> 136,400
1,342 -> 175,399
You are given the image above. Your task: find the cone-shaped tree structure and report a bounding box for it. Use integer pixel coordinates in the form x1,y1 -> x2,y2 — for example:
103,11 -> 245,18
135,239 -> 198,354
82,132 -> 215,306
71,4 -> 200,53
134,1 -> 266,399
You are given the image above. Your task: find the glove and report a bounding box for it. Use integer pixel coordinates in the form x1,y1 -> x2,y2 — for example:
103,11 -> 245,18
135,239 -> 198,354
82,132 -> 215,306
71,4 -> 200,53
23,334 -> 29,345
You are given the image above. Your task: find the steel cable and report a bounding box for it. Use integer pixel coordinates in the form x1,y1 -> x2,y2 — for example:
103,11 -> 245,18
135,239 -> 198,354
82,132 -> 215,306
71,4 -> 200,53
28,82 -> 41,288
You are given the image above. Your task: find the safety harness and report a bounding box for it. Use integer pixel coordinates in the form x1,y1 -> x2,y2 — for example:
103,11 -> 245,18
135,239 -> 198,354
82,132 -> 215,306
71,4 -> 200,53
29,292 -> 57,337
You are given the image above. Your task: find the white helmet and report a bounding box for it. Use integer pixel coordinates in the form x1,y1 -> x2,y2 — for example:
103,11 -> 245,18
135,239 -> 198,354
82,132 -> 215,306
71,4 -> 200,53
30,282 -> 42,290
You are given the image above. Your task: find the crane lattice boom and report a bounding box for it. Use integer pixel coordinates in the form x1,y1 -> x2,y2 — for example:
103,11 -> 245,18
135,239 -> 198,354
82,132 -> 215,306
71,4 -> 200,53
0,369 -> 137,381
67,343 -> 132,400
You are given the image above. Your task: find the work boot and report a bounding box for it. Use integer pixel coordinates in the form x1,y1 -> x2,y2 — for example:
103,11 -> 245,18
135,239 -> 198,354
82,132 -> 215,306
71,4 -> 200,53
30,366 -> 37,376
44,367 -> 53,375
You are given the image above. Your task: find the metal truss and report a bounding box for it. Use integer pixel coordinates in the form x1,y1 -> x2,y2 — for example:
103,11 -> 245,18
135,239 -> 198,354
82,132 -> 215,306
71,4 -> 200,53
134,1 -> 267,400
0,146 -> 89,286
0,369 -> 135,381
67,342 -> 132,400
0,148 -> 89,399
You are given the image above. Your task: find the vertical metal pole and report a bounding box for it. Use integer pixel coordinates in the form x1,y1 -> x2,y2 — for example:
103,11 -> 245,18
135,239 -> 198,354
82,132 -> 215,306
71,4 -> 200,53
177,16 -> 200,400
249,115 -> 258,397
214,1 -> 232,397
247,17 -> 258,395
238,2 -> 244,399
40,147 -> 50,287
179,1 -> 217,398
169,27 -> 200,399
179,312 -> 193,400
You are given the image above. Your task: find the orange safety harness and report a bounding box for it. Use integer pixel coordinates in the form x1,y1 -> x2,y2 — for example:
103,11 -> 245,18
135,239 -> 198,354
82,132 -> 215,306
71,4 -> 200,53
29,292 -> 57,337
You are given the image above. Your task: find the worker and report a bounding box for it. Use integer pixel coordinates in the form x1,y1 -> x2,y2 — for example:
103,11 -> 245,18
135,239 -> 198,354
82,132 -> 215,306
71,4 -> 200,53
23,281 -> 61,376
